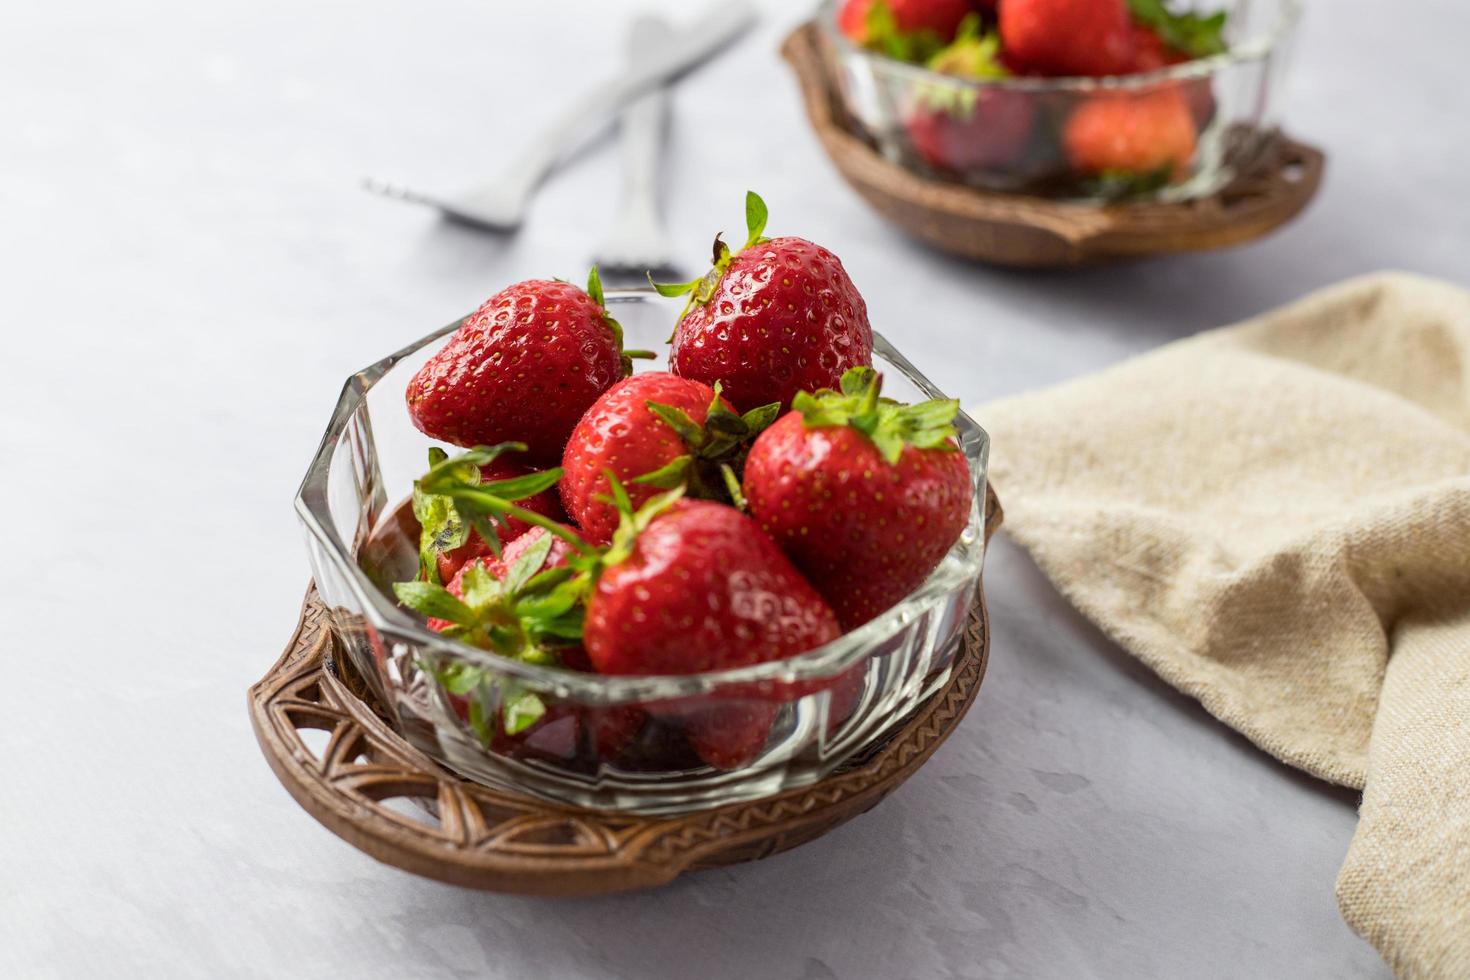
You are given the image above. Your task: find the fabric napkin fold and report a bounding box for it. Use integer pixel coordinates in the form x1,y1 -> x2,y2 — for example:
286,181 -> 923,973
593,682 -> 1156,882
978,272 -> 1470,979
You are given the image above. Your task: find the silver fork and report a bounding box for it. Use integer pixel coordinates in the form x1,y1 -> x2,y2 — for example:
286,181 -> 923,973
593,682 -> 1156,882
363,1 -> 755,233
592,15 -> 679,277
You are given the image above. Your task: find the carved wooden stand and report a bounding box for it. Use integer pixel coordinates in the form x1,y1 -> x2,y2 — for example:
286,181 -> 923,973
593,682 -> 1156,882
249,489 -> 1001,895
782,23 -> 1325,267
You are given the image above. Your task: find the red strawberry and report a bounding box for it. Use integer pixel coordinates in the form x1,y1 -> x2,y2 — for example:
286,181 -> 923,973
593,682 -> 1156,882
585,498 -> 840,674
742,368 -> 972,629
584,494 -> 841,769
663,700 -> 782,770
431,525 -> 581,631
435,454 -> 569,582
998,0 -> 1134,77
407,525 -> 584,652
398,523 -> 640,760
905,91 -> 1034,173
405,270 -> 652,465
839,0 -> 974,46
1127,22 -> 1171,72
906,19 -> 1033,173
1063,88 -> 1197,181
559,372 -> 777,544
662,192 -> 872,414
826,663 -> 867,736
408,445 -> 567,585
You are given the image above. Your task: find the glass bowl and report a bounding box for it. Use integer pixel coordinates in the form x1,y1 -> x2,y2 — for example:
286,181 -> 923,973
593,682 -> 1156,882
296,288 -> 990,814
819,0 -> 1300,202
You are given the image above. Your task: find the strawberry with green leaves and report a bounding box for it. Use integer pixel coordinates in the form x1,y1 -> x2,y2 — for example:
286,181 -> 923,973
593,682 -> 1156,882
406,269 -> 654,465
742,368 -> 972,629
559,372 -> 778,544
904,19 -> 1035,174
839,0 -> 974,60
582,483 -> 842,769
409,444 -> 571,584
395,529 -> 589,735
396,516 -> 647,764
1062,88 -> 1197,190
422,449 -> 569,582
1125,0 -> 1226,63
659,192 -> 872,414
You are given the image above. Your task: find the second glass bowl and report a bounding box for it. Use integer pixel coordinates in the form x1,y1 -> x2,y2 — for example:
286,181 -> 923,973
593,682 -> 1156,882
821,0 -> 1301,202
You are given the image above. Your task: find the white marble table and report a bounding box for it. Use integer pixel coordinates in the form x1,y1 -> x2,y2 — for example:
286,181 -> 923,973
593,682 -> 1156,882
4,0 -> 1464,976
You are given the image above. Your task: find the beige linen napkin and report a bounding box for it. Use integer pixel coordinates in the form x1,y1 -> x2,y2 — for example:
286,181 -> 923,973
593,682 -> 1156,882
978,272 -> 1470,978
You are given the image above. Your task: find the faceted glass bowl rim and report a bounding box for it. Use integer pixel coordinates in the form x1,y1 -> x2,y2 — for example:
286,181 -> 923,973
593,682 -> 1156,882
817,0 -> 1302,93
295,287 -> 990,704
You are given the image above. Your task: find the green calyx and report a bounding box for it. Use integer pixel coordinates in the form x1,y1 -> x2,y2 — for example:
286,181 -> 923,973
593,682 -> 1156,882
1126,0 -> 1227,58
792,367 -> 961,465
632,382 -> 779,508
412,444 -> 592,584
597,473 -> 686,575
650,191 -> 772,320
586,266 -> 656,376
863,0 -> 947,64
926,15 -> 1009,80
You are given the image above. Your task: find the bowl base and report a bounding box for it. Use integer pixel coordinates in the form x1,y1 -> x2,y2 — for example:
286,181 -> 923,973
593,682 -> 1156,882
247,492 -> 1000,895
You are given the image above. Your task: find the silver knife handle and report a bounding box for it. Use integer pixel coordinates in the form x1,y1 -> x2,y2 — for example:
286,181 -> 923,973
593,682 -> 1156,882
489,1 -> 756,205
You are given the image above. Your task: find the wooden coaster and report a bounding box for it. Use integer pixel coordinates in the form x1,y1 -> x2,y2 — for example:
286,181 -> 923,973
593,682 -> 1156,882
782,23 -> 1325,268
249,487 -> 1001,895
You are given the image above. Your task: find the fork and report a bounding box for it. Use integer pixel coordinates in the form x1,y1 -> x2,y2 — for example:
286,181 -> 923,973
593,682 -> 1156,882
592,15 -> 679,277
363,1 -> 755,233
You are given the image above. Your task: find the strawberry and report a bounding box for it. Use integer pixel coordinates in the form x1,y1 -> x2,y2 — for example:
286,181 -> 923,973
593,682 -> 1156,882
434,453 -> 569,582
585,496 -> 840,674
1062,88 -> 1197,184
1126,0 -> 1227,61
1123,23 -> 1218,125
559,372 -> 778,544
840,0 -> 974,53
583,490 -> 841,769
998,0 -> 1135,77
431,525 -> 582,634
408,445 -> 568,585
905,95 -> 1034,174
662,700 -> 782,771
405,269 -> 653,465
1127,22 -> 1171,72
742,368 -> 972,629
905,25 -> 1033,174
660,192 -> 873,414
396,524 -> 600,743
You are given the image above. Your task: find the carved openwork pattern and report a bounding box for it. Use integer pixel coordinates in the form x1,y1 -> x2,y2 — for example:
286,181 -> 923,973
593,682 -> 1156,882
248,487 -> 1001,894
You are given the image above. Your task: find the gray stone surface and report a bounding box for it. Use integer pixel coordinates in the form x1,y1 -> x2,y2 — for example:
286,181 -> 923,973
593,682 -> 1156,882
4,0 -> 1464,976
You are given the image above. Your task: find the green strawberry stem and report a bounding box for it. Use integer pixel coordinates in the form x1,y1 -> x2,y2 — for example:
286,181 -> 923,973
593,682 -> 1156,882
793,367 -> 961,465
650,191 -> 773,319
1126,0 -> 1228,58
428,482 -> 596,557
630,383 -> 779,504
863,0 -> 948,63
586,265 -> 657,376
926,16 -> 1009,80
594,474 -> 685,576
